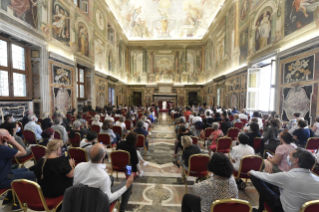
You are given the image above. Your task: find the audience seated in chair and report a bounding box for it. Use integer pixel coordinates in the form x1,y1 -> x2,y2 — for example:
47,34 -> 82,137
263,132 -> 297,174
245,122 -> 262,149
116,132 -> 148,177
51,117 -> 68,144
115,116 -> 127,136
5,122 -> 33,160
181,152 -> 238,212
249,147 -> 319,212
39,128 -> 55,147
207,122 -> 223,148
312,115 -> 319,137
0,129 -> 36,211
174,126 -> 193,158
92,114 -> 103,127
80,131 -> 98,160
232,114 -> 241,126
100,120 -> 121,146
74,143 -> 134,212
70,120 -> 88,139
261,119 -> 282,156
24,114 -> 43,141
287,112 -> 300,130
33,139 -> 75,198
21,110 -> 32,128
293,119 -> 314,148
41,112 -> 53,131
221,113 -> 232,136
133,121 -> 149,152
173,136 -> 201,170
250,111 -> 263,129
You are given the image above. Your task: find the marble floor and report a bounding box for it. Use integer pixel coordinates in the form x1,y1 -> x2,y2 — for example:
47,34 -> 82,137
0,112 -> 259,212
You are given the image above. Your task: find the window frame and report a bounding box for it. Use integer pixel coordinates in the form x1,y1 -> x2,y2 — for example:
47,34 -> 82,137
76,65 -> 86,100
0,36 -> 32,100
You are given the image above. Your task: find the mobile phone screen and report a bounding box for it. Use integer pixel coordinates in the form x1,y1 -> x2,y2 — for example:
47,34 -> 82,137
266,152 -> 273,158
126,165 -> 132,176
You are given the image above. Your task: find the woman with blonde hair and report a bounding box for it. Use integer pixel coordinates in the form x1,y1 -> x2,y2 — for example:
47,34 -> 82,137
34,139 -> 75,197
92,114 -> 103,127
173,136 -> 201,169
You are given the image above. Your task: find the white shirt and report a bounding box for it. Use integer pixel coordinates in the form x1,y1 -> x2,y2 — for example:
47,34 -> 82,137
289,125 -> 308,134
238,113 -> 248,120
250,168 -> 319,212
143,122 -> 149,130
250,117 -> 263,129
230,144 -> 255,171
92,121 -> 103,127
204,109 -> 213,117
189,115 -> 194,124
192,116 -> 202,124
24,121 -> 43,140
79,139 -> 92,160
74,161 -> 127,203
105,117 -> 115,123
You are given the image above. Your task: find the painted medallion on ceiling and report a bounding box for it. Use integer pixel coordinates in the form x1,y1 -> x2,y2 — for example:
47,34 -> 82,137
105,0 -> 225,40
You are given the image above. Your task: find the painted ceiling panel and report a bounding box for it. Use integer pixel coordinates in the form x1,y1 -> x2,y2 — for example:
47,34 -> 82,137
105,0 -> 225,40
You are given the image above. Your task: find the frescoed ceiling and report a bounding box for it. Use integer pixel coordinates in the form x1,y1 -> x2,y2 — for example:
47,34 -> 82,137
105,0 -> 225,40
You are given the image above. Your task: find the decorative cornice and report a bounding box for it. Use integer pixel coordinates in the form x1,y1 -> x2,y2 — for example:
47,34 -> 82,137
106,75 -> 119,83
213,75 -> 226,82
75,56 -> 94,69
49,52 -> 75,67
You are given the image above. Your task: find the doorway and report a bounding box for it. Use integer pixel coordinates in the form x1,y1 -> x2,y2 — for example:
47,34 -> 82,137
132,92 -> 142,106
188,92 -> 198,106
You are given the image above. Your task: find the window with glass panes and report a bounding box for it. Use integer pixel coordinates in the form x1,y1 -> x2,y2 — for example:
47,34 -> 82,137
76,66 -> 86,99
109,87 -> 115,106
0,36 -> 31,99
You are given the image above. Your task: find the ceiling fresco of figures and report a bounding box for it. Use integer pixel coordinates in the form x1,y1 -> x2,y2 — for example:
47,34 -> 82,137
105,0 -> 225,40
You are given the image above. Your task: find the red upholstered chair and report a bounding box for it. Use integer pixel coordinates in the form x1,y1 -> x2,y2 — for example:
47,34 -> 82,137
234,122 -> 243,130
183,154 -> 210,193
229,115 -> 234,122
200,115 -> 205,119
227,127 -> 240,140
240,119 -> 248,127
91,124 -> 101,134
136,134 -> 147,157
300,200 -> 319,212
190,136 -> 199,145
253,137 -> 263,153
186,115 -> 189,122
204,127 -> 214,141
125,120 -> 133,131
209,137 -> 232,157
0,188 -> 15,203
113,125 -> 123,138
31,145 -> 47,164
54,131 -> 62,140
114,117 -> 120,123
98,133 -> 116,148
305,138 -> 319,153
69,116 -> 76,123
260,129 -> 263,135
100,116 -> 106,122
138,113 -> 143,119
11,179 -> 63,212
68,132 -> 81,147
132,120 -> 137,127
210,198 -> 252,212
23,130 -> 38,145
87,119 -> 93,127
68,147 -> 88,166
264,202 -> 273,212
233,155 -> 263,189
110,150 -> 130,179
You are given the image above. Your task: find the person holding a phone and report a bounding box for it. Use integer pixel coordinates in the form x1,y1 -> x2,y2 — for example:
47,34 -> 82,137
0,129 -> 36,211
74,143 -> 133,212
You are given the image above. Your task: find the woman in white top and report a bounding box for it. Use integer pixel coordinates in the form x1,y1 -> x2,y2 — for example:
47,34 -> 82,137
312,116 -> 319,137
92,114 -> 103,127
115,116 -> 127,132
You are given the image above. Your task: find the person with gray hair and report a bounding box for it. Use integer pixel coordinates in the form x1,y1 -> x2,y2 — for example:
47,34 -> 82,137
24,113 -> 43,141
133,120 -> 149,152
207,122 -> 224,147
73,143 -> 134,212
69,120 -> 87,139
173,136 -> 201,170
51,117 -> 68,144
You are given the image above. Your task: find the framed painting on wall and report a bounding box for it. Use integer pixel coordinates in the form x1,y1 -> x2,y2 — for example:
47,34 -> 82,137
52,64 -> 72,86
283,55 -> 314,84
53,87 -> 72,115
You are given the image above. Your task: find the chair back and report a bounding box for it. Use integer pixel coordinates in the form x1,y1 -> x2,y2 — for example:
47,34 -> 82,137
253,137 -> 263,152
114,117 -> 120,123
136,134 -> 145,148
68,132 -> 81,147
138,113 -> 143,119
31,145 -> 47,163
87,119 -> 93,126
204,127 -> 214,140
91,125 -> 101,134
235,156 -> 263,178
188,154 -> 210,177
98,133 -> 111,147
132,120 -> 137,127
11,180 -> 50,211
113,125 -> 123,137
54,130 -> 62,139
229,115 -> 234,122
306,138 -> 319,152
69,147 -> 88,165
100,116 -> 106,122
300,200 -> 319,212
110,150 -> 130,172
210,198 -> 252,212
234,122 -> 243,130
125,120 -> 132,130
240,119 -> 247,127
216,137 -> 232,152
190,136 -> 198,145
23,130 -> 38,145
259,129 -> 263,135
200,115 -> 205,119
69,116 -> 76,123
227,127 -> 240,139
186,115 -> 189,122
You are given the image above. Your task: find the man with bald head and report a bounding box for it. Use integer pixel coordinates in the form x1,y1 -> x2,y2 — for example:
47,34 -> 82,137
0,129 -> 36,211
74,143 -> 133,212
